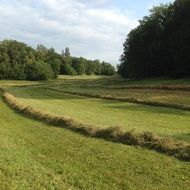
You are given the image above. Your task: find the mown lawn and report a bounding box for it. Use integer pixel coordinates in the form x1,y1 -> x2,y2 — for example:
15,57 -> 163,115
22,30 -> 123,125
0,94 -> 190,190
48,75 -> 190,106
9,86 -> 190,143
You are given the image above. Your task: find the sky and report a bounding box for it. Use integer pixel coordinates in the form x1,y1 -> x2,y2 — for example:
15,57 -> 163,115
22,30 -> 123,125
0,0 -> 174,65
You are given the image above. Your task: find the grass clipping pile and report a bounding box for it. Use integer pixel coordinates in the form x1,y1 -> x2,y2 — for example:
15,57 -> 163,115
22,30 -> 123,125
2,92 -> 190,161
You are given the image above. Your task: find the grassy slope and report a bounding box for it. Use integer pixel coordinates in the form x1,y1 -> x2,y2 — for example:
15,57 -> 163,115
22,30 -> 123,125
9,86 -> 190,143
0,94 -> 190,190
52,86 -> 190,106
49,75 -> 190,106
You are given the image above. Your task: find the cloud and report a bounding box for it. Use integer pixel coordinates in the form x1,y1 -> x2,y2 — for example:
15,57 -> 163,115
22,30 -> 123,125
0,0 -> 138,65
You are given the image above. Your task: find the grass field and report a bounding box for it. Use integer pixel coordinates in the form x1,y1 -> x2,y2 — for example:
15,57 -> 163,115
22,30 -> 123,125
49,76 -> 190,107
1,76 -> 190,189
8,82 -> 190,143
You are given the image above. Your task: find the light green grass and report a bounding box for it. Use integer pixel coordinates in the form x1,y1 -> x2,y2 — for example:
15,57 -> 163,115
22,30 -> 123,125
0,94 -> 190,190
51,85 -> 190,106
57,75 -> 190,86
49,75 -> 190,107
9,86 -> 190,143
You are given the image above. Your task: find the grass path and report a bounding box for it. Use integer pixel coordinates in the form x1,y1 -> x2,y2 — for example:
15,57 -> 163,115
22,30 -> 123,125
0,93 -> 190,189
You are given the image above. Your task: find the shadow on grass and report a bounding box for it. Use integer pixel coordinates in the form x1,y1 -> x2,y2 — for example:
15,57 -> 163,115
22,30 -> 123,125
11,86 -> 190,117
108,104 -> 189,116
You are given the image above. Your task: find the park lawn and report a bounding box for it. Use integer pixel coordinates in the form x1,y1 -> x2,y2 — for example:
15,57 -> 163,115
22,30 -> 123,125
0,93 -> 190,190
9,86 -> 190,143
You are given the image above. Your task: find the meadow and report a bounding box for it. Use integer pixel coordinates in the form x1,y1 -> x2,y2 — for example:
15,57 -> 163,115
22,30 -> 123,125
7,76 -> 190,143
0,76 -> 190,189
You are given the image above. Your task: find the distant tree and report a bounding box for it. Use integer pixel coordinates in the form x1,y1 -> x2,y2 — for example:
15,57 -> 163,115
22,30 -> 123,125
94,59 -> 102,75
0,39 -> 115,80
36,44 -> 48,61
25,61 -> 54,80
0,44 -> 11,79
72,57 -> 86,75
64,47 -> 71,57
60,56 -> 77,75
46,48 -> 61,78
0,40 -> 58,80
61,50 -> 65,57
85,60 -> 96,75
101,62 -> 115,75
61,62 -> 77,76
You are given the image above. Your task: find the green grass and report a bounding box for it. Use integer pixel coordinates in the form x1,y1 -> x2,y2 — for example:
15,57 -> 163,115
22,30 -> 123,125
56,75 -> 190,87
8,86 -> 190,143
50,85 -> 190,106
47,75 -> 190,107
0,94 -> 190,190
1,76 -> 190,189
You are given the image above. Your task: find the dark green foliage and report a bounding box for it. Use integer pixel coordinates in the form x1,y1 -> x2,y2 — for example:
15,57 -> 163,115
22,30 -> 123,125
0,40 -> 59,80
119,0 -> 190,78
60,57 -> 77,75
60,46 -> 115,76
101,62 -> 115,75
25,61 -> 54,81
94,60 -> 102,75
168,0 -> 190,77
0,44 -> 11,79
46,48 -> 61,78
60,55 -> 115,76
0,39 -> 115,79
71,57 -> 86,75
85,60 -> 97,75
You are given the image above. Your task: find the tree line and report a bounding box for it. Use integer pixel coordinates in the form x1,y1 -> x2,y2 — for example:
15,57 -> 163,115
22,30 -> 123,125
0,40 -> 115,80
118,0 -> 190,78
60,48 -> 115,76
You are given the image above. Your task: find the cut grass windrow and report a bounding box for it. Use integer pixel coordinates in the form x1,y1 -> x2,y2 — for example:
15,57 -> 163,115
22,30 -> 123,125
2,92 -> 190,161
45,88 -> 190,112
102,85 -> 190,91
0,88 -> 5,93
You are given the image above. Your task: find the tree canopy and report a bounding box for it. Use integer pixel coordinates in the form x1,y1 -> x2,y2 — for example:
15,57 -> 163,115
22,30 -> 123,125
118,0 -> 190,78
60,48 -> 115,76
0,40 -> 60,80
0,40 -> 115,80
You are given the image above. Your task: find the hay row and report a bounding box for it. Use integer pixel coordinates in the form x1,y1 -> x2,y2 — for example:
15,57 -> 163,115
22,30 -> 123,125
46,88 -> 190,112
2,92 -> 190,161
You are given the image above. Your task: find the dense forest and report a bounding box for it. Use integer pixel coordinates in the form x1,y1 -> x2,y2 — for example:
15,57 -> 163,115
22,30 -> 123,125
0,40 -> 115,80
118,0 -> 190,78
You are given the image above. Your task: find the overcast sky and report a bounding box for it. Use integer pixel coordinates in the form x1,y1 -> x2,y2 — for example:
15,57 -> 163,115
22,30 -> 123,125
0,0 -> 174,65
